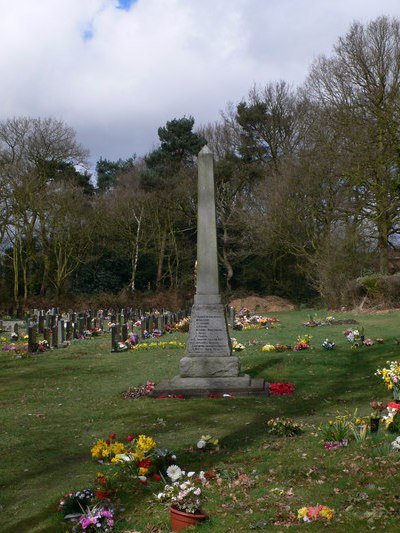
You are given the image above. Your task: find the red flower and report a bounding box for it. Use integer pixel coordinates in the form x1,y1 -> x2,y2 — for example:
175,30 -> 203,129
268,382 -> 295,395
138,459 -> 152,469
387,402 -> 400,411
126,434 -> 135,442
105,439 -> 110,446
108,433 -> 117,440
153,473 -> 161,481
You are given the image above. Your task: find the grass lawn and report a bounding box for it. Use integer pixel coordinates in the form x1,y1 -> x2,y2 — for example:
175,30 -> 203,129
1,308 -> 400,532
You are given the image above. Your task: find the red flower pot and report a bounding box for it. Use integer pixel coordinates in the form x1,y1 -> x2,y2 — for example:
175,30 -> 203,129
169,506 -> 208,531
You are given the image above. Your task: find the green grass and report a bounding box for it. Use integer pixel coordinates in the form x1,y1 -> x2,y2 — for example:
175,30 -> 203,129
1,309 -> 400,532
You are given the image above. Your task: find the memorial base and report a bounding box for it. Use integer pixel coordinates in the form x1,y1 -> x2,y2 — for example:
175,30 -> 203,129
151,376 -> 268,398
179,356 -> 240,377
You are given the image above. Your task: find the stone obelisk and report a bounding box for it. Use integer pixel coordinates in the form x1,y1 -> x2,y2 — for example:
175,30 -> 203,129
152,146 -> 266,396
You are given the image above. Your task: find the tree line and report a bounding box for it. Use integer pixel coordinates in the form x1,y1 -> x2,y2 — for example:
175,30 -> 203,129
1,16 -> 400,311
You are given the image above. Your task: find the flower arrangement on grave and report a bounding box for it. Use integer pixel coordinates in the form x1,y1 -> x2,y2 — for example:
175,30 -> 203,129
344,328 -> 363,348
92,473 -> 115,499
90,433 -> 129,462
110,434 -> 159,483
175,317 -> 190,332
130,340 -> 185,350
78,504 -> 115,532
266,417 -> 303,436
382,402 -> 400,432
363,338 -> 374,346
293,334 -> 311,351
297,504 -> 334,522
268,382 -> 295,395
2,341 -> 28,357
273,343 -> 292,352
123,380 -> 155,399
375,361 -> 400,397
143,329 -> 163,338
346,410 -> 369,442
369,401 -> 386,419
322,338 -> 335,350
156,467 -> 207,514
231,338 -> 245,352
196,435 -> 220,452
114,341 -> 128,352
89,327 -> 102,336
321,415 -> 349,447
57,488 -> 95,517
125,332 -> 139,347
261,343 -> 275,352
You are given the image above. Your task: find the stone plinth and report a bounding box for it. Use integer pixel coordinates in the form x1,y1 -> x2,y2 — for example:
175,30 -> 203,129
153,377 -> 267,398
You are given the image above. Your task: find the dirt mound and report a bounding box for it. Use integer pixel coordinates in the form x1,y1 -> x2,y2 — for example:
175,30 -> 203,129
229,295 -> 296,313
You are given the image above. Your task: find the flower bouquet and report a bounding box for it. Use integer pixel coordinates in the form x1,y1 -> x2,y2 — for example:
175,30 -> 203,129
78,504 -> 115,532
297,504 -> 334,522
196,435 -> 220,452
90,433 -> 128,462
293,334 -> 311,351
231,338 -> 245,352
266,417 -> 303,436
322,338 -> 335,350
111,434 -> 159,483
376,361 -> 400,400
382,402 -> 400,432
58,488 -> 95,520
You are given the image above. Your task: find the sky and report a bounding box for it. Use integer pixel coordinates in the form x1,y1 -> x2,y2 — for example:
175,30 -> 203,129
0,0 -> 400,174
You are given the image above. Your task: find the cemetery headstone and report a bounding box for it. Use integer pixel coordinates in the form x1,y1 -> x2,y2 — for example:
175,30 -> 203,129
52,325 -> 58,348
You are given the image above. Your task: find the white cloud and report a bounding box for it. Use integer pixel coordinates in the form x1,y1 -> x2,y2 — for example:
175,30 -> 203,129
0,0 -> 399,170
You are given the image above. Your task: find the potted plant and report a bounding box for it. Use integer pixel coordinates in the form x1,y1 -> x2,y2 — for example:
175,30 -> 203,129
156,466 -> 208,531
369,401 -> 386,432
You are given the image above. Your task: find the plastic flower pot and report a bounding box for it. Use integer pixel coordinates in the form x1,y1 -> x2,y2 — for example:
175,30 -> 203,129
169,506 -> 208,531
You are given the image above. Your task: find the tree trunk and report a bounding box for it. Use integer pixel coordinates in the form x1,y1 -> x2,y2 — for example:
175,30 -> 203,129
156,229 -> 167,290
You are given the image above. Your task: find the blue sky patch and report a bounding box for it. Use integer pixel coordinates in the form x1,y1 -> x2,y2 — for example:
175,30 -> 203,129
117,0 -> 136,10
83,26 -> 94,41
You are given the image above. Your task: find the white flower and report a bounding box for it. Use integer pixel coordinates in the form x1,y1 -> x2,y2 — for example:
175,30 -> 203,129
197,440 -> 206,449
166,464 -> 183,481
114,453 -> 131,462
391,436 -> 400,450
187,471 -> 195,477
